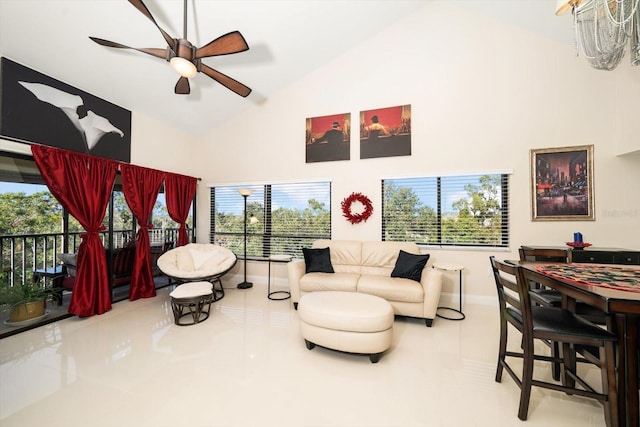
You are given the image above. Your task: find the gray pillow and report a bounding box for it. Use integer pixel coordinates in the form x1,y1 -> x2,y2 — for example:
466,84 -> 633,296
391,250 -> 430,282
57,253 -> 76,267
302,247 -> 335,273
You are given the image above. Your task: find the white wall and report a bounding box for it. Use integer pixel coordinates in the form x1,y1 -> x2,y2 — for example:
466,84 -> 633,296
129,113 -> 198,173
194,2 -> 640,304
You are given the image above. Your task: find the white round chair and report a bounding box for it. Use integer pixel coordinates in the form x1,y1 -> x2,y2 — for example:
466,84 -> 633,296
157,243 -> 237,301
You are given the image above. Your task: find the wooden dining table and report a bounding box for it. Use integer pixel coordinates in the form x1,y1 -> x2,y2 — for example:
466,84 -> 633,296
519,261 -> 640,427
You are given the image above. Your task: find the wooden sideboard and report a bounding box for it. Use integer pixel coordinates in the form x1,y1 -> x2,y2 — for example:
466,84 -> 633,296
520,245 -> 640,265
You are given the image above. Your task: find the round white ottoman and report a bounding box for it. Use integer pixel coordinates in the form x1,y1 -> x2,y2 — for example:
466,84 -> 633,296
298,291 -> 394,363
169,281 -> 214,326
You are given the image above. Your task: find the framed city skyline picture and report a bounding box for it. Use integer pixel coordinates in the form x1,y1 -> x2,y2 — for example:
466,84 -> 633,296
530,145 -> 594,221
0,57 -> 132,162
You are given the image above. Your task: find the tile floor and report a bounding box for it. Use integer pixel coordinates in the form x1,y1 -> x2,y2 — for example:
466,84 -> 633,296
0,285 -> 608,427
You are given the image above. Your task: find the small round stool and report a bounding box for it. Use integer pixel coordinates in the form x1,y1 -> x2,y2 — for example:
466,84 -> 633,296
298,291 -> 394,363
169,281 -> 214,326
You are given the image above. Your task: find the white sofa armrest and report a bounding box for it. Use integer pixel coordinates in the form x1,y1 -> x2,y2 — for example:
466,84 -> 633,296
421,267 -> 443,321
287,259 -> 306,304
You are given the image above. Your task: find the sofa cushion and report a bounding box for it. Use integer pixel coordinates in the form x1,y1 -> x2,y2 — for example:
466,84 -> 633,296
312,240 -> 362,274
300,272 -> 359,293
391,250 -> 430,282
357,274 -> 425,303
361,241 -> 421,276
303,247 -> 335,273
175,248 -> 196,272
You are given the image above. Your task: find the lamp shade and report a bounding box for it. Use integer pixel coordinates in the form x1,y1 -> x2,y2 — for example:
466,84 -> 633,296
170,57 -> 197,78
238,188 -> 253,197
555,0 -> 583,15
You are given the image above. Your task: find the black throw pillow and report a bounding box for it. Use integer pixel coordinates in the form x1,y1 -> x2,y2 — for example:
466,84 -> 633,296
391,250 -> 430,282
303,247 -> 335,273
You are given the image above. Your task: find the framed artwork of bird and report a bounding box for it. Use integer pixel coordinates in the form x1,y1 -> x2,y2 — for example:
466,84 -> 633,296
1,57 -> 131,162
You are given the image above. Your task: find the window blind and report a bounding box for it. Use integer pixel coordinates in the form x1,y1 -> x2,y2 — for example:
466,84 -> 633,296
211,181 -> 331,258
382,173 -> 509,247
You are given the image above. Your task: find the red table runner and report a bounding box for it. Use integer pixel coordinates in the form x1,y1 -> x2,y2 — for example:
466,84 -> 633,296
535,263 -> 640,294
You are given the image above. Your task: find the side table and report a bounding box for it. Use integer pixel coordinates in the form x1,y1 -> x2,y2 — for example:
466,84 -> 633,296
434,262 -> 465,321
268,255 -> 292,300
33,266 -> 66,306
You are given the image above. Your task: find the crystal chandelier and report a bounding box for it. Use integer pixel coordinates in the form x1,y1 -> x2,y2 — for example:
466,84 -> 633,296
556,0 -> 640,70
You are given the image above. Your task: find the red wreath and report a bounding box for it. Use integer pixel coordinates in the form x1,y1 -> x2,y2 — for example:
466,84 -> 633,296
341,192 -> 374,224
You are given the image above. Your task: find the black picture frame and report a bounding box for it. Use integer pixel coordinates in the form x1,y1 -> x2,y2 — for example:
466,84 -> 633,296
1,57 -> 131,162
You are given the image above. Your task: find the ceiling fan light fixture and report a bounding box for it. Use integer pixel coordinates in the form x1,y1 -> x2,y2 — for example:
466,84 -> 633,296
170,57 -> 197,78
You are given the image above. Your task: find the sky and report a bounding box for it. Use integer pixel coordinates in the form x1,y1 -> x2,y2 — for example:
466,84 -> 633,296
0,181 -> 46,195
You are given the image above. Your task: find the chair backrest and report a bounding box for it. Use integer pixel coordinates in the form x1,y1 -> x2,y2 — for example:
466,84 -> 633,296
518,247 -> 571,263
490,256 -> 533,330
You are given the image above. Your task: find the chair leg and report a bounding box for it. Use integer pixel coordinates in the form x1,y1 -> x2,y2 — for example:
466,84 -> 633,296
562,342 -> 577,388
551,340 -> 561,381
601,341 -> 619,427
495,319 -> 507,382
518,337 -> 534,421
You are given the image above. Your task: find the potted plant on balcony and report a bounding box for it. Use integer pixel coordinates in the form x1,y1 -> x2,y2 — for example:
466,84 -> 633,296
0,271 -> 51,324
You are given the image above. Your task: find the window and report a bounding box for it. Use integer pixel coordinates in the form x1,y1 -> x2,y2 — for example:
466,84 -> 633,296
382,173 -> 509,247
211,181 -> 331,258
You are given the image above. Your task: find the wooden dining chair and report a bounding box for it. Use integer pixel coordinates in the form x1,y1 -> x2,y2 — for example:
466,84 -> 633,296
519,247 -> 609,323
490,256 -> 619,426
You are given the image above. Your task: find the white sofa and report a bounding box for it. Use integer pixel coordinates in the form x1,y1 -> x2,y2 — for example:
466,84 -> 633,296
288,240 -> 443,327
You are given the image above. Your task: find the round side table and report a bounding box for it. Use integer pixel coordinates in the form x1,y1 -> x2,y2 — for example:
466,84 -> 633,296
434,262 -> 465,321
268,255 -> 292,300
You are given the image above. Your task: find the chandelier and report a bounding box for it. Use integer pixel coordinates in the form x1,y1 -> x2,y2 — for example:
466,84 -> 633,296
556,0 -> 640,70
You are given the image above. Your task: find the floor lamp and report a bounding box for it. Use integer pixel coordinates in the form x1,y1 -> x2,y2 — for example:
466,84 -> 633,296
237,188 -> 253,289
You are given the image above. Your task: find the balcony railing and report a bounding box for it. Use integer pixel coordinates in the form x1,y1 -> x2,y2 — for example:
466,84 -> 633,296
0,228 -> 182,287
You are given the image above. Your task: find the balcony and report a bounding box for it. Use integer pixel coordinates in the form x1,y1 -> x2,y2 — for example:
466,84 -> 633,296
0,227 -> 182,338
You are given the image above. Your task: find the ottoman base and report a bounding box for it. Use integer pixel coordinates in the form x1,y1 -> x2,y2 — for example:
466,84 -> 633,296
301,323 -> 392,363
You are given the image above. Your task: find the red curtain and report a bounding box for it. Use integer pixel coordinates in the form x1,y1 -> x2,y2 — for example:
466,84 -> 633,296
165,173 -> 197,246
121,164 -> 165,300
31,145 -> 117,317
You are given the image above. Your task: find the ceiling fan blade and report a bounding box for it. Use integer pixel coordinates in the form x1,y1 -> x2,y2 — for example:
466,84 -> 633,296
200,63 -> 252,97
175,77 -> 190,95
90,37 -> 169,60
195,31 -> 249,59
128,0 -> 176,52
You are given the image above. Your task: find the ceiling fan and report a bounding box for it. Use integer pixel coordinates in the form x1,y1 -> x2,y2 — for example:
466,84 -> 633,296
90,0 -> 252,97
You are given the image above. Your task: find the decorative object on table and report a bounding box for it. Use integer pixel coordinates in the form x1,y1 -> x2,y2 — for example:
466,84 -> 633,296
566,242 -> 593,250
530,145 -> 594,221
360,105 -> 412,159
89,0 -> 252,97
434,262 -> 465,321
566,231 -> 592,249
341,192 -> 373,224
0,271 -> 52,324
0,57 -> 131,162
554,0 -> 639,70
237,188 -> 258,289
305,112 -> 351,163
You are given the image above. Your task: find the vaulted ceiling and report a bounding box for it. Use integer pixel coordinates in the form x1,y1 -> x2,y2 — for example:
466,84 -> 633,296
0,1 -> 571,136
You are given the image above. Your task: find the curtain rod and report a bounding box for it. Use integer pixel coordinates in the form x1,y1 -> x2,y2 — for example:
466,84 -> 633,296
0,136 -> 201,181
